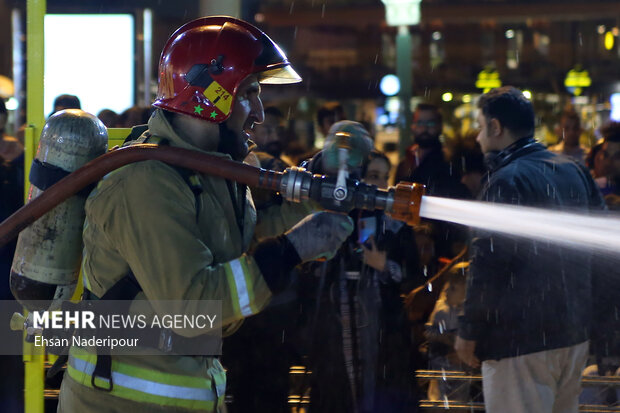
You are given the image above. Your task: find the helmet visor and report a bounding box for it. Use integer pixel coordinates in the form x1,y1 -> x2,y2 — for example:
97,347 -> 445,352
258,65 -> 302,84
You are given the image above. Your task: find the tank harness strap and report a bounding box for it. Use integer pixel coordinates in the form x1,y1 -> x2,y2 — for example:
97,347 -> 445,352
84,270 -> 219,389
86,271 -> 142,392
122,124 -> 150,145
29,160 -> 95,197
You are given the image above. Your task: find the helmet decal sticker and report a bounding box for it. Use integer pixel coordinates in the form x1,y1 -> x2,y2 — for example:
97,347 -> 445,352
203,80 -> 232,116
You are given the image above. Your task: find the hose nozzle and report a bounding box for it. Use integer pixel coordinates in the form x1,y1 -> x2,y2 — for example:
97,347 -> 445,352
277,167 -> 425,226
385,182 -> 425,226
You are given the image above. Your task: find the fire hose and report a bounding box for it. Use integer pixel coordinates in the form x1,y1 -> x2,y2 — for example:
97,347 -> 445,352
0,143 -> 424,249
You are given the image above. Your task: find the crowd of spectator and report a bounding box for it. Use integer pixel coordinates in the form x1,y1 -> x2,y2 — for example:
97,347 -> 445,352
1,89 -> 619,412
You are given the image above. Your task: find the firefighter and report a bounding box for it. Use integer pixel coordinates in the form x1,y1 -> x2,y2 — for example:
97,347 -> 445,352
57,16 -> 353,412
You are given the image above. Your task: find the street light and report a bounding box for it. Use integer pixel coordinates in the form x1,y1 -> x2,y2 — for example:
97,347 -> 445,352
381,0 -> 422,26
380,74 -> 401,96
381,0 -> 422,157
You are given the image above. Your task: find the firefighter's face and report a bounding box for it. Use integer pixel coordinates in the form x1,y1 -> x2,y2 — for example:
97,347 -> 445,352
172,75 -> 265,161
227,75 -> 264,144
218,75 -> 264,160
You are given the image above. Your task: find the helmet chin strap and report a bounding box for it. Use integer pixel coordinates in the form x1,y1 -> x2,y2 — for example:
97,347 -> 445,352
217,122 -> 249,161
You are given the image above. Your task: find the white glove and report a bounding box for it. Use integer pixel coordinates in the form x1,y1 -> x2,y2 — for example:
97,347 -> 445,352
285,212 -> 354,262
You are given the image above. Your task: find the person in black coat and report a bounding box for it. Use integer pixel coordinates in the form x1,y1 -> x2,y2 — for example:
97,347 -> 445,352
455,87 -> 605,413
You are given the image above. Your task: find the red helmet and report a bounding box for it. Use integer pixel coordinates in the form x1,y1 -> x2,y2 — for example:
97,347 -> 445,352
154,16 -> 301,123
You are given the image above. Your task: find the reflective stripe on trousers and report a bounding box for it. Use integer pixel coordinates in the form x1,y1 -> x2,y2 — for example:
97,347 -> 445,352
67,350 -> 225,411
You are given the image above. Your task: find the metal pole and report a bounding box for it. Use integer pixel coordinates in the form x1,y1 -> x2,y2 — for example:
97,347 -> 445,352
24,4 -> 46,413
396,25 -> 413,158
26,0 -> 45,134
11,9 -> 24,136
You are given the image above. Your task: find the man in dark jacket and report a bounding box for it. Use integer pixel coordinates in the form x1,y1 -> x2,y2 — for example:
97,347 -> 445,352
455,87 -> 605,413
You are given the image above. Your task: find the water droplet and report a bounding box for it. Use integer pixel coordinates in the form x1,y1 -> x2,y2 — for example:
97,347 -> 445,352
427,283 -> 433,292
289,1 -> 295,14
321,3 -> 326,17
489,237 -> 494,252
424,265 -> 428,277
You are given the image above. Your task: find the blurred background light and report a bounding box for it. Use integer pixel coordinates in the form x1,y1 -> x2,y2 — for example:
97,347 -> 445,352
5,96 -> 18,110
611,93 -> 620,122
380,74 -> 400,96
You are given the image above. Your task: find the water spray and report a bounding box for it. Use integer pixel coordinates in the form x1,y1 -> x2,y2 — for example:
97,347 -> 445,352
419,197 -> 619,254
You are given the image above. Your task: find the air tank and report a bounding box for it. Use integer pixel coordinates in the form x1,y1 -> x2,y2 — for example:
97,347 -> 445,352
10,109 -> 108,310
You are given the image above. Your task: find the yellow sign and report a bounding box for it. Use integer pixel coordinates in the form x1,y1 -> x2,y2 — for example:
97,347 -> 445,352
476,70 -> 502,93
203,80 -> 232,116
605,31 -> 615,51
564,68 -> 591,96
